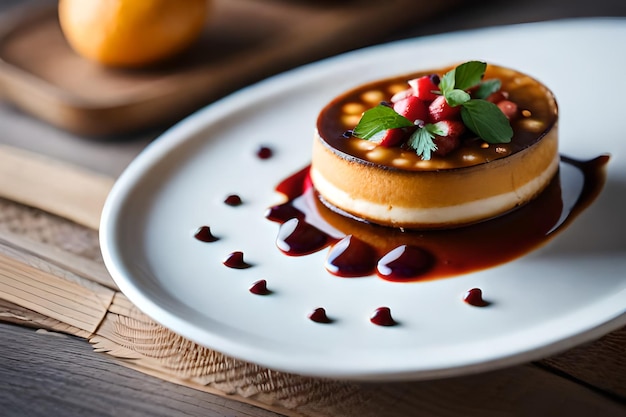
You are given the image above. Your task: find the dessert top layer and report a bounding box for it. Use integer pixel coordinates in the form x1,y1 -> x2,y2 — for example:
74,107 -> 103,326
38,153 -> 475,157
316,64 -> 558,171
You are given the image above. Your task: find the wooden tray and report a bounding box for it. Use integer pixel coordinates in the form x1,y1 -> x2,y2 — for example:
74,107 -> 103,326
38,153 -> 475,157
0,0 -> 463,137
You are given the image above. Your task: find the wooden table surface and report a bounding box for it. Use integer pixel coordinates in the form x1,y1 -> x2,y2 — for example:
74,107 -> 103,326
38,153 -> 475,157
1,1 -> 626,416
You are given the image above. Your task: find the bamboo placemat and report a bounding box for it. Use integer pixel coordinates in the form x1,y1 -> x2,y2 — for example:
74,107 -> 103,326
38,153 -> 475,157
0,145 -> 625,416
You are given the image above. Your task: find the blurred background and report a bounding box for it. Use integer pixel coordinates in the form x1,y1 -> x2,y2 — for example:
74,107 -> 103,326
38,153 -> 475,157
0,0 -> 624,179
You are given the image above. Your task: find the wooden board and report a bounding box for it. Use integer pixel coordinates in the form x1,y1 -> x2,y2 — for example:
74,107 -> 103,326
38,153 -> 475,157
0,0 -> 464,137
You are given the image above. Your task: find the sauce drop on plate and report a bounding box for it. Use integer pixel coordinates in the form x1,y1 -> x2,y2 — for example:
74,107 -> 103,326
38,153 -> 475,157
309,307 -> 332,323
257,145 -> 273,159
223,251 -> 252,269
370,307 -> 397,326
463,288 -> 489,307
249,279 -> 271,295
224,194 -> 243,206
194,226 -> 219,242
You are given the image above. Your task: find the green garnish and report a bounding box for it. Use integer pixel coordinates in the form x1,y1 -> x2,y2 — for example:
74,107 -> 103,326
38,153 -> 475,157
352,104 -> 413,140
444,89 -> 471,107
406,124 -> 440,161
439,60 -> 484,106
450,61 -> 487,91
473,79 -> 502,99
352,60 -> 513,160
461,100 -> 512,143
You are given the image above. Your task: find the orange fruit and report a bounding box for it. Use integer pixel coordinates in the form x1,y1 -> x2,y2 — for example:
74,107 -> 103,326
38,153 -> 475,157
58,0 -> 209,68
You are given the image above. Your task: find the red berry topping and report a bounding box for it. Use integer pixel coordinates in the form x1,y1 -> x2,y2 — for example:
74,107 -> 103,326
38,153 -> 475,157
432,120 -> 465,138
393,96 -> 428,123
430,120 -> 465,156
485,90 -> 508,103
428,95 -> 461,122
497,100 -> 518,120
390,88 -> 413,103
375,128 -> 406,147
408,75 -> 439,101
433,135 -> 461,157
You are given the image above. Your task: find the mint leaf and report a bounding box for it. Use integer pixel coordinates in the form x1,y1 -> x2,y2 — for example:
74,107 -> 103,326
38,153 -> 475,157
461,99 -> 513,143
444,89 -> 471,107
407,127 -> 437,160
473,79 -> 502,99
438,69 -> 456,96
454,61 -> 486,90
353,105 -> 413,140
439,61 -> 486,106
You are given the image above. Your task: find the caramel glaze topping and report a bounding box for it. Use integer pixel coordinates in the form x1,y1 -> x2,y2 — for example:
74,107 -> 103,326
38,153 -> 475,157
316,65 -> 558,171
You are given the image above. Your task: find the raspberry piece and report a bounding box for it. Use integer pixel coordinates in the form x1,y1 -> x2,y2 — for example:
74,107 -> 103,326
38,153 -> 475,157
408,75 -> 439,101
497,100 -> 518,119
433,135 -> 461,156
432,120 -> 465,138
376,128 -> 405,147
485,91 -> 508,103
393,96 -> 428,123
431,120 -> 464,156
390,88 -> 413,103
428,95 -> 460,122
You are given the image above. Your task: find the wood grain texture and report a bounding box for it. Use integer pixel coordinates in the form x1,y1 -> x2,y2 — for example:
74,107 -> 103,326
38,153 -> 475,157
0,145 -> 114,230
0,252 -> 113,333
91,292 -> 626,417
2,322 -> 625,417
0,196 -> 625,416
542,327 -> 626,401
0,298 -> 89,337
0,323 -> 285,417
0,192 -> 115,290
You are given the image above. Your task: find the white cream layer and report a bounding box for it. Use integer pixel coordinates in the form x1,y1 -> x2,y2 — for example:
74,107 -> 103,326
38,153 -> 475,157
310,154 -> 560,227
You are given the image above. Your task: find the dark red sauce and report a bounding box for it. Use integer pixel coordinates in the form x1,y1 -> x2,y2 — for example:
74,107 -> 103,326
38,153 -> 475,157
249,279 -> 271,295
223,251 -> 252,269
266,155 -> 609,282
463,288 -> 489,307
224,194 -> 243,206
376,245 -> 434,281
308,307 -> 332,323
326,235 -> 378,277
194,226 -> 219,242
276,218 -> 331,256
370,307 -> 397,326
257,145 -> 273,159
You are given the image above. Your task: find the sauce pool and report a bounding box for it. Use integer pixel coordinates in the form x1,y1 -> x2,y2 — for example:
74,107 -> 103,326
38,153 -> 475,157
266,155 -> 609,282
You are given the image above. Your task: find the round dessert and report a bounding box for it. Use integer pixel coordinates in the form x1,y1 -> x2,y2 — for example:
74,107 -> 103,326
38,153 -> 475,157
311,61 -> 559,229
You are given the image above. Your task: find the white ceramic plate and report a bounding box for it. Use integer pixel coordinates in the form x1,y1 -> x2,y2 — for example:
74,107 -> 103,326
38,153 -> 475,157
100,19 -> 626,381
